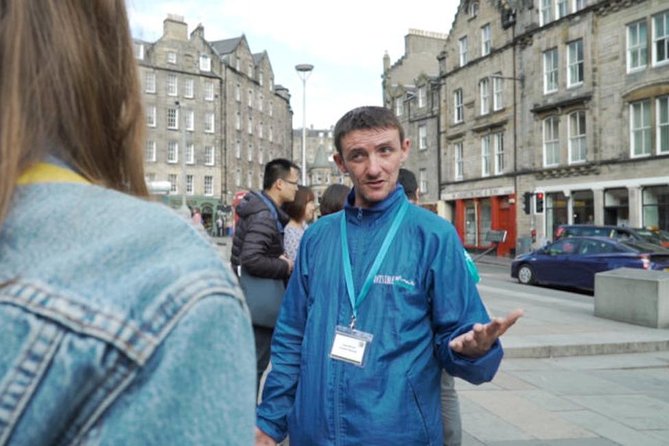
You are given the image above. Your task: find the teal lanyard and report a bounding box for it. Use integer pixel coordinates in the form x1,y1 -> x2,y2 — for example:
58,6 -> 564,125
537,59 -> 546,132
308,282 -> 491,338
340,199 -> 409,328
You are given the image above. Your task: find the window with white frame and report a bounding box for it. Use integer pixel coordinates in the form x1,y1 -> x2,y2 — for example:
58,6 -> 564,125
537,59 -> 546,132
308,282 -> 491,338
186,110 -> 194,131
144,71 -> 156,93
494,132 -> 504,174
658,96 -> 669,154
145,140 -> 156,162
469,1 -> 479,17
235,168 -> 241,187
453,89 -> 464,123
481,135 -> 491,176
248,143 -> 253,162
186,143 -> 194,164
248,116 -> 253,134
167,51 -> 177,64
556,0 -> 568,19
395,97 -> 403,116
184,78 -> 194,98
258,122 -> 264,139
145,172 -> 155,183
248,89 -> 253,107
258,146 -> 264,164
247,171 -> 253,189
248,63 -> 254,78
199,54 -> 211,72
146,106 -> 156,127
481,24 -> 491,56
543,116 -> 560,166
493,75 -> 503,111
479,78 -> 490,115
459,37 -> 468,66
235,84 -> 241,101
269,101 -> 273,116
167,74 -> 177,96
455,143 -> 464,180
168,174 -> 177,192
630,100 -> 651,157
205,145 -> 215,165
204,176 -> 213,196
186,175 -> 194,195
653,10 -> 669,66
204,112 -> 214,133
167,141 -> 178,163
269,127 -> 273,142
236,112 -> 241,130
627,20 -> 647,72
418,86 -> 426,108
419,168 -> 428,194
259,72 -> 264,86
540,0 -> 553,26
235,58 -> 240,71
167,107 -> 178,130
569,111 -> 587,163
235,140 -> 241,159
567,39 -> 584,87
258,94 -> 264,112
543,48 -> 558,93
418,125 -> 427,150
204,81 -> 214,101
573,0 -> 586,12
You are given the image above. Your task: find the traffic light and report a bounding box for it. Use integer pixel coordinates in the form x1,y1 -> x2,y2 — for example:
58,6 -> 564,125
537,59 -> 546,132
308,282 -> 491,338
523,192 -> 532,215
535,192 -> 545,214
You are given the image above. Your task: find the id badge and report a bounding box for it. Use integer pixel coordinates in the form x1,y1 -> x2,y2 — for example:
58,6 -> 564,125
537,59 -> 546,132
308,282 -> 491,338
329,325 -> 373,367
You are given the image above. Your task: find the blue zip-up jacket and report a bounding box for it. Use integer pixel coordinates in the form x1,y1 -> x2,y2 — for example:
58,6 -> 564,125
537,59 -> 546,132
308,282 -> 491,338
257,186 -> 503,445
0,179 -> 255,445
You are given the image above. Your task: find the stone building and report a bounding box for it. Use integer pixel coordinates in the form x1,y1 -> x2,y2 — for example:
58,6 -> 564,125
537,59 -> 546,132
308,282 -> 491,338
438,0 -> 518,256
134,15 -> 292,229
434,0 -> 669,255
291,127 -> 349,198
383,29 -> 448,203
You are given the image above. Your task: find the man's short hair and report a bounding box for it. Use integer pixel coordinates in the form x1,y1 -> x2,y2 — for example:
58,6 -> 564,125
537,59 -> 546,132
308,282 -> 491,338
263,158 -> 299,190
397,168 -> 418,201
333,106 -> 405,155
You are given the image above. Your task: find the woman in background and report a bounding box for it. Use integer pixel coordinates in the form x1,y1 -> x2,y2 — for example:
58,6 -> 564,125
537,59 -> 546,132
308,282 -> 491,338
0,1 -> 255,444
319,183 -> 351,216
282,185 -> 315,261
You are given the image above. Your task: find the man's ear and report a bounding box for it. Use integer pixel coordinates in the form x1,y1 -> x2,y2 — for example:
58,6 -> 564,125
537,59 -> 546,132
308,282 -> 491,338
333,152 -> 348,174
400,138 -> 411,164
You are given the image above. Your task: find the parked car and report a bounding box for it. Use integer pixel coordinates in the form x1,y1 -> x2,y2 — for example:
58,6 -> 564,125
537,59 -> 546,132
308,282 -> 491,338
554,224 -> 663,246
511,236 -> 669,292
648,227 -> 669,248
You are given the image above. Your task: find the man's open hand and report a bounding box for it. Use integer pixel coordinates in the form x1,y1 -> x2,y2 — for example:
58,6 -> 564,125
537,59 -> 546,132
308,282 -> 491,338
449,309 -> 524,358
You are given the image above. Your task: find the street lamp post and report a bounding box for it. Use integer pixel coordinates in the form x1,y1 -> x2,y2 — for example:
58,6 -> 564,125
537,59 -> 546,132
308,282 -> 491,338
295,63 -> 314,185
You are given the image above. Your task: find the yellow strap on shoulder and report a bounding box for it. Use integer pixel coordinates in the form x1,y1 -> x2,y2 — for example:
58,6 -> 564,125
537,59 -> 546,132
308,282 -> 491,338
17,162 -> 90,185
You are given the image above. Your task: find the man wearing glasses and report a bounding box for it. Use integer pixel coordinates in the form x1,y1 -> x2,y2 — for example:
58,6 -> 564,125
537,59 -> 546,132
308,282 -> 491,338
230,158 -> 300,391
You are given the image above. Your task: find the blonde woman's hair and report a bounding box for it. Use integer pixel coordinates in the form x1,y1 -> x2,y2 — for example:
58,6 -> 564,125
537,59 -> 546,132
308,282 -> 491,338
0,0 -> 148,225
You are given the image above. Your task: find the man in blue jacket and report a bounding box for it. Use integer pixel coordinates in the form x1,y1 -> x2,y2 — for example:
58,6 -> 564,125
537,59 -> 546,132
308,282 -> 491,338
255,106 -> 523,445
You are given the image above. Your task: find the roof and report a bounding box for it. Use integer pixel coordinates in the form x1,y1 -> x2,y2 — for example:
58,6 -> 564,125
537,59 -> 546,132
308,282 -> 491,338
311,145 -> 331,169
210,36 -> 243,55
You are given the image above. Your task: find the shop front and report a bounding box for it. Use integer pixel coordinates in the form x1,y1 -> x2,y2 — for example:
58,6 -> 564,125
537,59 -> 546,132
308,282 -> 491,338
443,186 -> 516,257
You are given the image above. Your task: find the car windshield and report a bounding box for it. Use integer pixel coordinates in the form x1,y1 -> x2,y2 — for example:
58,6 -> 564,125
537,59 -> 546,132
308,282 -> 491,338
621,240 -> 667,253
633,229 -> 662,244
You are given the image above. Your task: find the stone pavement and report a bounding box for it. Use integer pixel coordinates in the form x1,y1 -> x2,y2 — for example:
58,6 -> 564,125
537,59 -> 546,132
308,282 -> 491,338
214,237 -> 669,445
462,255 -> 669,445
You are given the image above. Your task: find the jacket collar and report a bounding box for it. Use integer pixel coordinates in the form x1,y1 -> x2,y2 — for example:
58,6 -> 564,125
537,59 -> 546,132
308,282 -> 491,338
344,184 -> 407,223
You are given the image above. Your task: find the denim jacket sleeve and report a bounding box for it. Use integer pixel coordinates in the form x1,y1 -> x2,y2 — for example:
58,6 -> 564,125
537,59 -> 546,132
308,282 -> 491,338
0,276 -> 256,446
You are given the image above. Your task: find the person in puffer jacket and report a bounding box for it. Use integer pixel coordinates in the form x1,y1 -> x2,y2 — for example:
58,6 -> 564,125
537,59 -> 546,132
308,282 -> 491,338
231,158 -> 300,390
255,106 -> 524,446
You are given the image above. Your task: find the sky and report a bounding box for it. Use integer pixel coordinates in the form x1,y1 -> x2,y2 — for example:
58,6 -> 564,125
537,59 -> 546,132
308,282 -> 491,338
127,0 -> 459,130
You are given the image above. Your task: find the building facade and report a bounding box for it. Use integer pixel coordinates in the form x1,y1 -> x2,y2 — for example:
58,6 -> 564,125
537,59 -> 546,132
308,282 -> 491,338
383,29 -> 448,203
429,0 -> 669,255
134,15 -> 292,230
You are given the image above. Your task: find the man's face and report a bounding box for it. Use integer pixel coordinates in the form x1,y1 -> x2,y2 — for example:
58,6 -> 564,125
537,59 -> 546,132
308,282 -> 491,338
334,127 -> 410,208
279,167 -> 300,203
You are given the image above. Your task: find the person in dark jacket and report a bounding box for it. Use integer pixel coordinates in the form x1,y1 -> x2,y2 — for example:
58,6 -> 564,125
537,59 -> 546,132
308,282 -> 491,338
231,158 -> 300,390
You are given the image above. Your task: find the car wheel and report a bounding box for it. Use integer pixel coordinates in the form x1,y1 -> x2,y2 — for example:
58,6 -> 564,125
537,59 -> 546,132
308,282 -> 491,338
517,264 -> 535,285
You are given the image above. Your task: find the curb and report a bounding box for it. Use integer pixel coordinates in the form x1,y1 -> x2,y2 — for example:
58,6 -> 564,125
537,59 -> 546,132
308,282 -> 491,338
505,339 -> 669,358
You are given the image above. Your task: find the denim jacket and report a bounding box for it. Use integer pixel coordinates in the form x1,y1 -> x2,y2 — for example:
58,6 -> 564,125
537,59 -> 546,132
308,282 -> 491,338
0,181 -> 255,445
